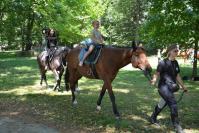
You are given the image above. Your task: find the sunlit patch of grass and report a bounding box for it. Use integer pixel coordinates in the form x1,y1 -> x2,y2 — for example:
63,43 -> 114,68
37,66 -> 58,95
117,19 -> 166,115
14,66 -> 33,71
0,55 -> 199,132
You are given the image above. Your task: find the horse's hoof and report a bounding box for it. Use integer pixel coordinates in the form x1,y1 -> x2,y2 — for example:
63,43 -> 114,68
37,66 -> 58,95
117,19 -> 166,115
74,87 -> 80,95
58,89 -> 63,92
115,114 -> 121,120
74,90 -> 79,95
96,106 -> 101,111
72,100 -> 78,105
75,87 -> 80,92
115,116 -> 121,120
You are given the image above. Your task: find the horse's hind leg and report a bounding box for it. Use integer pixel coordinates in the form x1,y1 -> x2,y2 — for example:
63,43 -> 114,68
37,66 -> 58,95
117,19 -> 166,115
70,81 -> 77,105
64,67 -> 70,91
74,81 -> 80,94
69,72 -> 81,105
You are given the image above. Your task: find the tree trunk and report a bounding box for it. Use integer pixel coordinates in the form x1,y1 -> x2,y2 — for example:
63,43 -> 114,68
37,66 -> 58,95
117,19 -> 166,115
192,39 -> 198,78
132,0 -> 141,45
25,11 -> 35,51
21,25 -> 25,51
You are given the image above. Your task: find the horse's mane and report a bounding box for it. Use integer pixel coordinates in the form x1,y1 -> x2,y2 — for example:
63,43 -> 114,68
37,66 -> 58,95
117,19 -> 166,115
106,45 -> 146,52
106,45 -> 132,48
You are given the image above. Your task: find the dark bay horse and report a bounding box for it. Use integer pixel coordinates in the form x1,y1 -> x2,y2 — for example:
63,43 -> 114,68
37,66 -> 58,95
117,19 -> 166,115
37,47 -> 70,91
65,46 -> 152,118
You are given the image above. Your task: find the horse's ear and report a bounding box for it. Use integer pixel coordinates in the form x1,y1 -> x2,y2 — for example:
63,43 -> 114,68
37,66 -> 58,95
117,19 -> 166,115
132,40 -> 137,51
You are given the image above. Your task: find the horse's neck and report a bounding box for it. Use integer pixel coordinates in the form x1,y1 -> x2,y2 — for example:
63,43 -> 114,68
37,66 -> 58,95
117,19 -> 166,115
119,49 -> 132,68
105,48 -> 132,69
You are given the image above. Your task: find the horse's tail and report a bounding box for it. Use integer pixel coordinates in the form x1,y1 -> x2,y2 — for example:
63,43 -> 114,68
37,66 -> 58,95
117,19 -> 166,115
64,67 -> 70,91
36,54 -> 42,70
61,46 -> 71,66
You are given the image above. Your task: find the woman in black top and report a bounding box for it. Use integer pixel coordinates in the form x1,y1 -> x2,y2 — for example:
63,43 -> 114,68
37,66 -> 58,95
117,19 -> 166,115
150,44 -> 188,133
47,29 -> 58,49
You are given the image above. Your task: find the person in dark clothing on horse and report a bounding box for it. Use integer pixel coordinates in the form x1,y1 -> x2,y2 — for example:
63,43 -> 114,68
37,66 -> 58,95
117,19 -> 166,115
150,44 -> 188,133
46,28 -> 58,61
42,27 -> 49,50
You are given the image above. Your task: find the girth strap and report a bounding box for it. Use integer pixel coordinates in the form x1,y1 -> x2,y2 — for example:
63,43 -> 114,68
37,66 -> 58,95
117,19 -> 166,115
89,64 -> 99,79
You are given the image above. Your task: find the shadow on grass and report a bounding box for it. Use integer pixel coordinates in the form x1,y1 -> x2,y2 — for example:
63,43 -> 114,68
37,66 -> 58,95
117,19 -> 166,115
0,58 -> 39,91
1,83 -> 198,132
0,92 -> 165,132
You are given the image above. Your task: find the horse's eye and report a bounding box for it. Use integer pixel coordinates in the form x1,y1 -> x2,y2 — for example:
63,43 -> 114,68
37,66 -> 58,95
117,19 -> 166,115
134,53 -> 139,56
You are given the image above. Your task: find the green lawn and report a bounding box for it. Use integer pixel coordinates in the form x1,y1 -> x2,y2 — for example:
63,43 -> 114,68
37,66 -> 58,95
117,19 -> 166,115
0,52 -> 199,133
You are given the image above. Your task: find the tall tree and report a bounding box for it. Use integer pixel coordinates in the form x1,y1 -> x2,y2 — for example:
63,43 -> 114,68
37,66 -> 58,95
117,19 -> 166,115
0,0 -> 106,50
140,0 -> 199,77
102,0 -> 147,45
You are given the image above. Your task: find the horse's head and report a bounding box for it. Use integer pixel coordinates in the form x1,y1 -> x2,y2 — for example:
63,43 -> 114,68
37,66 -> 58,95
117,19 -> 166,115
131,46 -> 152,80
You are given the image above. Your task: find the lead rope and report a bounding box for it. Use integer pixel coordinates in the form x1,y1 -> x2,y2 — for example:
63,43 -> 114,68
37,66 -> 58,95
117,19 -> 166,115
177,90 -> 185,103
145,77 -> 185,104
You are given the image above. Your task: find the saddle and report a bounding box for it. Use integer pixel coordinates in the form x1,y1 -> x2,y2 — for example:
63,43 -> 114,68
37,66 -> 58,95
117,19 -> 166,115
80,44 -> 104,79
84,44 -> 103,65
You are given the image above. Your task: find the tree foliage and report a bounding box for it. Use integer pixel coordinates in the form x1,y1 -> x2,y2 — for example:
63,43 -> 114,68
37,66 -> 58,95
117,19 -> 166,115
139,0 -> 199,76
101,0 -> 147,45
0,0 -> 106,50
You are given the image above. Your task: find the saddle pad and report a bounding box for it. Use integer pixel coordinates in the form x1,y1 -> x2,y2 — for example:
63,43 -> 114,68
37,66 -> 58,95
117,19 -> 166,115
84,45 -> 103,65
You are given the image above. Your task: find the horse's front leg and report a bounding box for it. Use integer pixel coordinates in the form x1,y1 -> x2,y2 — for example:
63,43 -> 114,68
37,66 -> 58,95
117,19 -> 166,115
107,83 -> 120,119
43,72 -> 49,89
40,75 -> 43,86
57,68 -> 64,91
96,84 -> 106,111
52,70 -> 60,91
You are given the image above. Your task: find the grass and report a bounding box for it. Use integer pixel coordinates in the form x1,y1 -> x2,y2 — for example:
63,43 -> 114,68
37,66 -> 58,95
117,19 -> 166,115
0,51 -> 199,133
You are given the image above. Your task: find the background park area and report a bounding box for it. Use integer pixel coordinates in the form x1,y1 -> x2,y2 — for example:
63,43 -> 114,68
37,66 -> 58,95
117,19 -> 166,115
0,0 -> 199,133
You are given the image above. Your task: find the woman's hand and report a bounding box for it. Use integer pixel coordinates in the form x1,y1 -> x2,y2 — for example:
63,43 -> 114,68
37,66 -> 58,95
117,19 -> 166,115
150,79 -> 156,85
150,72 -> 160,86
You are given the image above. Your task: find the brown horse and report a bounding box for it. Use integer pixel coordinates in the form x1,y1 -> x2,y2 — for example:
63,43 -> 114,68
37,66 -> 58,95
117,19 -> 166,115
178,48 -> 193,63
37,46 -> 70,91
178,48 -> 199,63
64,45 -> 152,118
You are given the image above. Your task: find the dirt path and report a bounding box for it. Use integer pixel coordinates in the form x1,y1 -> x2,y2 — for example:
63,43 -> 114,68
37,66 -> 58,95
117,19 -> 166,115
0,117 -> 59,133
